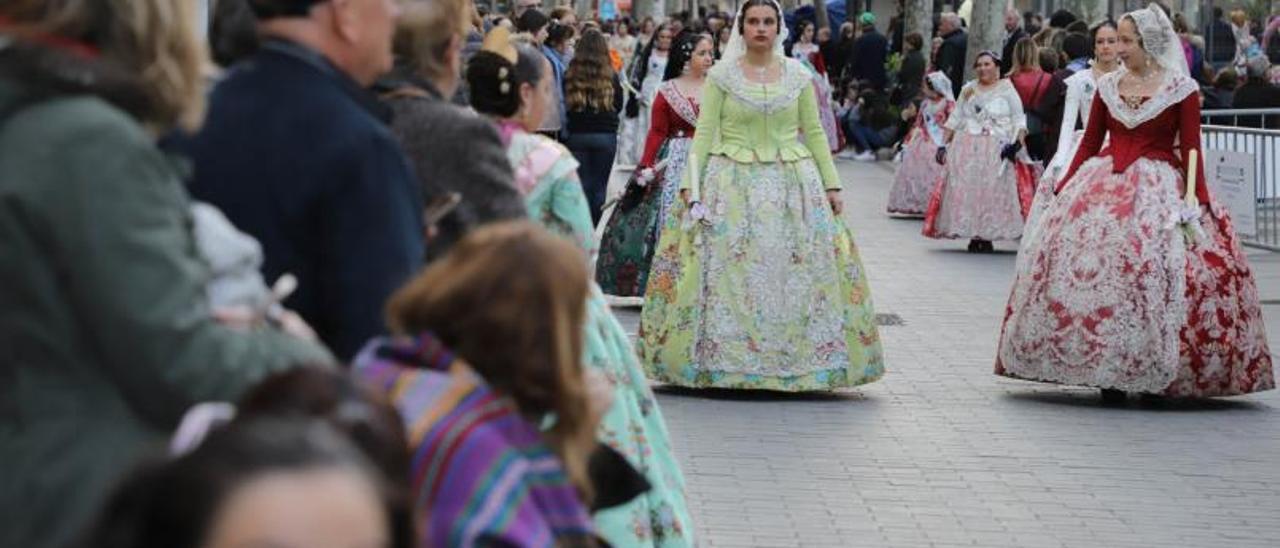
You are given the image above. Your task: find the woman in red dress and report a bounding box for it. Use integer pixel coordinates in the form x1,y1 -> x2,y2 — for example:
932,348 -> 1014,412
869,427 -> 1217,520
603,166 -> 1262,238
996,4 -> 1273,400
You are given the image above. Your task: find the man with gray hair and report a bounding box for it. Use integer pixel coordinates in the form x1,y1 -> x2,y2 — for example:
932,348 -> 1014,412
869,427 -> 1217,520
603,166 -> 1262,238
1232,56 -> 1280,128
1000,7 -> 1025,75
936,12 -> 967,96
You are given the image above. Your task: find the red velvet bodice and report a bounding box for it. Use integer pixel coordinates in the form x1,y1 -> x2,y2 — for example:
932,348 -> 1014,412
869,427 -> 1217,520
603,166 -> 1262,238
639,89 -> 698,168
1059,92 -> 1210,204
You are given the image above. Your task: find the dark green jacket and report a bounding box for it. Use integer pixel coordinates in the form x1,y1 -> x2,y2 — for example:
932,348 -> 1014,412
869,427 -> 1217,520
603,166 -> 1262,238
0,43 -> 332,548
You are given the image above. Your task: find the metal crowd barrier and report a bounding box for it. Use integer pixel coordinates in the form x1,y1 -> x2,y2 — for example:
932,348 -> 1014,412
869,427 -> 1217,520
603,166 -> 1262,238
1200,108 -> 1280,251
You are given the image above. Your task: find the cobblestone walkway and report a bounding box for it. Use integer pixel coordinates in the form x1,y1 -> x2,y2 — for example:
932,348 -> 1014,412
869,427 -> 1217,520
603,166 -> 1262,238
612,160 -> 1280,547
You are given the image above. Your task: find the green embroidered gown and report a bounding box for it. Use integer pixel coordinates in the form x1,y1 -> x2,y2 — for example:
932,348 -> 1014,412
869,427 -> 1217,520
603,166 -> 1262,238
637,58 -> 885,391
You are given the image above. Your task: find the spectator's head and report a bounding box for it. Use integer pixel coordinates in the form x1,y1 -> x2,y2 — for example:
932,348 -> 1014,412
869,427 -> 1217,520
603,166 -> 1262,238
1246,55 -> 1271,82
840,22 -> 856,40
664,31 -> 714,81
512,0 -> 540,19
974,51 -> 1001,84
249,0 -> 401,87
385,221 -> 596,500
564,29 -> 614,112
1038,47 -> 1060,73
859,12 -> 876,33
1230,9 -> 1247,28
1214,67 -> 1239,90
1049,9 -> 1077,29
1010,37 -> 1039,74
392,0 -> 473,98
1173,12 -> 1189,34
904,32 -> 923,53
83,419 -> 410,548
707,12 -> 726,34
209,0 -> 260,68
817,26 -> 832,44
1065,20 -> 1089,35
1062,32 -> 1089,61
641,17 -> 656,36
1092,20 -> 1119,65
1,0 -> 208,133
1213,7 -> 1225,21
1005,7 -> 1021,32
939,12 -> 961,35
236,368 -> 409,490
546,20 -> 576,53
468,32 -> 548,130
549,6 -> 575,26
615,17 -> 632,36
516,8 -> 549,43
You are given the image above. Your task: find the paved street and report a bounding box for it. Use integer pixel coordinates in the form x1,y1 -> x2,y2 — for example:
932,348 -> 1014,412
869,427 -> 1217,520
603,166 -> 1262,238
612,159 -> 1280,547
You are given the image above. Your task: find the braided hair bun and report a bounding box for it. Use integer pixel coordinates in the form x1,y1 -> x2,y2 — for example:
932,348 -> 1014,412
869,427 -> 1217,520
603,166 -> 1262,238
467,43 -> 547,118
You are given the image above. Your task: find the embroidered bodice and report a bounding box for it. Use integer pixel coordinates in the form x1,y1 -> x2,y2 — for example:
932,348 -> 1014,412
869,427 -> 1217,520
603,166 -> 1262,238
791,42 -> 820,60
913,97 -> 956,147
1060,71 -> 1209,204
684,58 -> 840,193
945,79 -> 1026,141
639,80 -> 700,167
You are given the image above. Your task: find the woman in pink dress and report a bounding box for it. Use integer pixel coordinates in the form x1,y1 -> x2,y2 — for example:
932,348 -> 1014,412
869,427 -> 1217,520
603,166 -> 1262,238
996,4 -> 1273,401
888,72 -> 955,216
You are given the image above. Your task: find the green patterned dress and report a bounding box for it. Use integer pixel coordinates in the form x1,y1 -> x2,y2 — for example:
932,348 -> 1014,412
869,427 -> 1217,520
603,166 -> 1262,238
637,58 -> 885,392
500,123 -> 695,547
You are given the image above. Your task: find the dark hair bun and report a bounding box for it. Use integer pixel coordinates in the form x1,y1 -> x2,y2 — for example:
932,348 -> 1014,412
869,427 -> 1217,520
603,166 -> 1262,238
467,51 -> 521,118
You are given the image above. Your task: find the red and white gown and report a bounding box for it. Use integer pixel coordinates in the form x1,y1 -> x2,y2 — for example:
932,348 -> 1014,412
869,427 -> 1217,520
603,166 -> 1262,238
996,71 -> 1274,397
888,97 -> 955,216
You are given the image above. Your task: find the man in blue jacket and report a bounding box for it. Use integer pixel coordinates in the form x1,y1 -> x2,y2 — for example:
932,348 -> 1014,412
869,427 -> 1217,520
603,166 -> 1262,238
850,12 -> 889,90
182,0 -> 424,360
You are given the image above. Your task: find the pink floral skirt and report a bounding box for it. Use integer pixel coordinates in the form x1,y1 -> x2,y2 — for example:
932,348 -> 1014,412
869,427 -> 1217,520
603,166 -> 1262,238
922,133 -> 1025,241
996,156 -> 1274,397
888,134 -> 944,216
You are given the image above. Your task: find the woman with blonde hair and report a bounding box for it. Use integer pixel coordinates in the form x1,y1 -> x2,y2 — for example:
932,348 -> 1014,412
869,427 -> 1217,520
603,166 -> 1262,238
1007,37 -> 1052,160
0,1 -> 330,546
564,28 -> 624,224
355,221 -> 603,547
379,0 -> 525,261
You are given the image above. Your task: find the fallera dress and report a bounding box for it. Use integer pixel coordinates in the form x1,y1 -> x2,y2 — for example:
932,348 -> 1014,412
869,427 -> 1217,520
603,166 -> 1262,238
638,58 -> 885,392
923,79 -> 1029,241
792,42 -> 842,152
888,97 -> 955,216
996,70 -> 1274,397
499,123 -> 696,546
618,52 -> 669,166
597,80 -> 699,298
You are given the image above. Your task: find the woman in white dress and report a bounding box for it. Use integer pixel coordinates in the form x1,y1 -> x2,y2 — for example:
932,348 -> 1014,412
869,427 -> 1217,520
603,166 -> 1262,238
1043,21 -> 1120,184
922,51 -> 1029,252
617,24 -> 672,166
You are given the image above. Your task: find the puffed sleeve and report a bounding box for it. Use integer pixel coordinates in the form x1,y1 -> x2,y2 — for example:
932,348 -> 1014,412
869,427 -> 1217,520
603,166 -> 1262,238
639,90 -> 672,168
1057,93 -> 1109,194
1006,84 -> 1027,134
945,85 -> 968,131
681,77 -> 725,200
798,79 -> 841,189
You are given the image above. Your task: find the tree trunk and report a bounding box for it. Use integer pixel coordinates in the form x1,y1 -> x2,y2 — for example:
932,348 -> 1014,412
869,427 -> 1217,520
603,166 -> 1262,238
963,0 -> 1004,82
813,0 -> 831,32
904,0 -> 933,47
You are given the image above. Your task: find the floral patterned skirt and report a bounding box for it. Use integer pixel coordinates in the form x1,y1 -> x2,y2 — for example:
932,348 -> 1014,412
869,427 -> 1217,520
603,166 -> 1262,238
596,139 -> 691,297
637,156 -> 885,391
888,134 -> 944,216
996,156 -> 1274,397
584,287 -> 695,546
923,133 -> 1025,241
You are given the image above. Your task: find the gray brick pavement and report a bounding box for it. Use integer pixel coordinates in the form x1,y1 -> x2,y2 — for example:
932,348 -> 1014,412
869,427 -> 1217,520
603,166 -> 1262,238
611,159 -> 1280,547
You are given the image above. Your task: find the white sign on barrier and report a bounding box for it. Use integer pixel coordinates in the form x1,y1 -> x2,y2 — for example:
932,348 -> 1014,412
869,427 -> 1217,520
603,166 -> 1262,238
1204,149 -> 1257,238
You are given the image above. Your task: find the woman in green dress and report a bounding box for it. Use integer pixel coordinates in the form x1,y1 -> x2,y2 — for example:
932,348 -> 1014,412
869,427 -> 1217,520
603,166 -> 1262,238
638,0 -> 885,392
466,31 -> 695,547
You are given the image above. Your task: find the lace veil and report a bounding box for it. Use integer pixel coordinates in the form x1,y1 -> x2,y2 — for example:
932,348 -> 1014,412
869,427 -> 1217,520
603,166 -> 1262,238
1125,4 -> 1188,77
719,0 -> 790,68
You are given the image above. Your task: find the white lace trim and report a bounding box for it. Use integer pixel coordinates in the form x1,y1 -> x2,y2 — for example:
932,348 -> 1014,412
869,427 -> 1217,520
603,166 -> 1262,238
658,81 -> 700,127
1097,70 -> 1198,129
708,58 -> 812,115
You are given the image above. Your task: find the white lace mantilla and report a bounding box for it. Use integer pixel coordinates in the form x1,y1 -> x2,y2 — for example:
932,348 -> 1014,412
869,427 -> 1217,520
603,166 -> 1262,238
708,58 -> 812,115
657,81 -> 699,127
1097,70 -> 1198,129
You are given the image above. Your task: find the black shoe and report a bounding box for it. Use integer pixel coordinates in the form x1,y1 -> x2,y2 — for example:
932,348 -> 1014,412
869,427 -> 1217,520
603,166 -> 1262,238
1100,388 -> 1127,404
967,239 -> 981,252
982,241 -> 995,253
